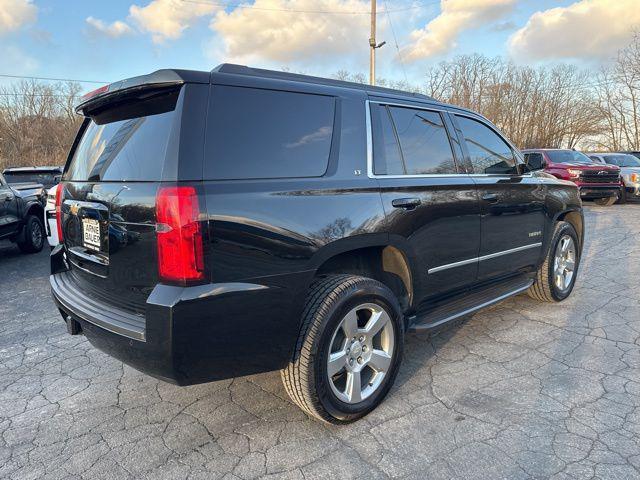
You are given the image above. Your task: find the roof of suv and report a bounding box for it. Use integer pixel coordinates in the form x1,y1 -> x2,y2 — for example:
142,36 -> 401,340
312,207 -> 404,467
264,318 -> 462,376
212,63 -> 437,103
77,63 -> 482,120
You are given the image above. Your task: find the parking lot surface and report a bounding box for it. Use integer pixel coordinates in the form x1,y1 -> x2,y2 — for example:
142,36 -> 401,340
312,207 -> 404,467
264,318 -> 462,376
1,204 -> 639,480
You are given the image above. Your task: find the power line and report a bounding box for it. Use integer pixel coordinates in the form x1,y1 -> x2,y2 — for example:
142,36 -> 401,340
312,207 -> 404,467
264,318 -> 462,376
383,0 -> 409,85
179,0 -> 440,14
0,74 -> 108,84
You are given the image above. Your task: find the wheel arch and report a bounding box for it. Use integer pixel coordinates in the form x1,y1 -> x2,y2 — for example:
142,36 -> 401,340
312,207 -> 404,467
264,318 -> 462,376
309,236 -> 414,314
25,202 -> 44,220
556,209 -> 584,251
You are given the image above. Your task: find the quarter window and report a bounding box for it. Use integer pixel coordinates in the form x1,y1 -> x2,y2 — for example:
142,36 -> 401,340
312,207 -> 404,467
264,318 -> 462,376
205,86 -> 335,180
372,104 -> 457,175
455,116 -> 518,175
370,104 -> 404,175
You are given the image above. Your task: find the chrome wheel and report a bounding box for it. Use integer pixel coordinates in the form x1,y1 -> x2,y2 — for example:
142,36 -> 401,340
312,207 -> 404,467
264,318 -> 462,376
326,303 -> 395,404
553,234 -> 576,292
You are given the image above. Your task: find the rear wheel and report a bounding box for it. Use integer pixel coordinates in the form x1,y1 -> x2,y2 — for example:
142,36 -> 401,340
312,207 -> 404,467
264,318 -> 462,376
528,221 -> 580,302
17,215 -> 45,254
594,196 -> 617,206
281,275 -> 404,423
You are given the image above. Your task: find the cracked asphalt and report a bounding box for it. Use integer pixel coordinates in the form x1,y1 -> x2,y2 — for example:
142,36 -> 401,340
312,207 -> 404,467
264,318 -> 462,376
1,204 -> 639,480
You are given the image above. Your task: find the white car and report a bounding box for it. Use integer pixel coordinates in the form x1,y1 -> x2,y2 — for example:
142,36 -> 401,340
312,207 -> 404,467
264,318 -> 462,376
588,153 -> 640,203
45,186 -> 59,247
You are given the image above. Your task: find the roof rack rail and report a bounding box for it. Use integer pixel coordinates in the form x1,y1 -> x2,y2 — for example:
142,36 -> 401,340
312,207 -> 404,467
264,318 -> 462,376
212,63 -> 435,101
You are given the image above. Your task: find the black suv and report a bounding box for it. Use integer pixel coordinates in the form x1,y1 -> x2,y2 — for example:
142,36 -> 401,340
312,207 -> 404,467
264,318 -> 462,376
51,65 -> 584,423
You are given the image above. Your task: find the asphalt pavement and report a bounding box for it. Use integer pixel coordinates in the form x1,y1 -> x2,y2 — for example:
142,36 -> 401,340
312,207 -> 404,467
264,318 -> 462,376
1,204 -> 639,479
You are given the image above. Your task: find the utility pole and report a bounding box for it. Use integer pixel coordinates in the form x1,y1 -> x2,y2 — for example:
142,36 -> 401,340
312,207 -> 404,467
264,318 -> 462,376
369,0 -> 376,85
369,0 -> 385,86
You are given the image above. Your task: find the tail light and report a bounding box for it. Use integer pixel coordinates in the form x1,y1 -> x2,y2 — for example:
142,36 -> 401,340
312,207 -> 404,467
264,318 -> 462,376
55,182 -> 64,242
156,186 -> 205,285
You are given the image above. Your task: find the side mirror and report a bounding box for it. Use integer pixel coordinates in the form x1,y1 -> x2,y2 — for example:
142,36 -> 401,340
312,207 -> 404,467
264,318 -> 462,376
526,155 -> 546,171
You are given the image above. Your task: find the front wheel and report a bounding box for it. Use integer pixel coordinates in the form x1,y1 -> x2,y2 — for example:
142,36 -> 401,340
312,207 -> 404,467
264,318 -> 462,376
528,221 -> 580,302
616,188 -> 627,204
17,215 -> 45,254
594,196 -> 617,206
281,275 -> 404,423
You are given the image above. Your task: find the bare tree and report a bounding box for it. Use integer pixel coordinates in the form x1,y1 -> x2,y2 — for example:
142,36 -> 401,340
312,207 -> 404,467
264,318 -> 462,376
0,80 -> 83,170
592,32 -> 640,151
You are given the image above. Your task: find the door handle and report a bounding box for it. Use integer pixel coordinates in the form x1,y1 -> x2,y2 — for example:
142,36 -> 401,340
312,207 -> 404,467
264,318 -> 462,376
392,197 -> 421,210
3,194 -> 13,202
482,193 -> 499,204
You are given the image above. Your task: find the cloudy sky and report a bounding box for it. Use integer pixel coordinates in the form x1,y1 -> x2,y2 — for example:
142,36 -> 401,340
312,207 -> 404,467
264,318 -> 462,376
1,0 -> 639,89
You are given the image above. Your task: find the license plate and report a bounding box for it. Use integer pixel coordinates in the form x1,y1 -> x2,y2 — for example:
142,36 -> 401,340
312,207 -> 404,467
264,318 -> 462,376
82,218 -> 102,250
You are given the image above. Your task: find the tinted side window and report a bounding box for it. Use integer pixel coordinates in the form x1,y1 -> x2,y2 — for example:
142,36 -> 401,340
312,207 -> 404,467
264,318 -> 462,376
389,107 -> 457,175
371,104 -> 404,175
206,86 -> 335,180
456,116 -> 517,175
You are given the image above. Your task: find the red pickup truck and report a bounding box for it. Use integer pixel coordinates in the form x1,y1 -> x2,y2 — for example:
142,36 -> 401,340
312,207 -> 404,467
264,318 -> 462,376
522,149 -> 621,206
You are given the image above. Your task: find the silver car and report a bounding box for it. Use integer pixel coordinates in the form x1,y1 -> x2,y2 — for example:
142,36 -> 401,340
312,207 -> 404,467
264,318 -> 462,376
588,153 -> 640,203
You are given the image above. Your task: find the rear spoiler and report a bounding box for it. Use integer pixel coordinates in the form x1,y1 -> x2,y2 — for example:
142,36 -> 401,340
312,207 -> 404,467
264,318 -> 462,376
75,69 -> 209,116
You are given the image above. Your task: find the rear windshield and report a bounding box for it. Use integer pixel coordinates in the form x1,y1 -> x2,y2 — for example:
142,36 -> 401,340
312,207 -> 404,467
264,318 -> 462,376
65,88 -> 180,182
4,171 -> 60,188
546,150 -> 593,164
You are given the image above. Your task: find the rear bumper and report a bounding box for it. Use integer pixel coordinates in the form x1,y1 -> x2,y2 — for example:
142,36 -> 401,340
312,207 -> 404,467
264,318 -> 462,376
50,247 -> 312,385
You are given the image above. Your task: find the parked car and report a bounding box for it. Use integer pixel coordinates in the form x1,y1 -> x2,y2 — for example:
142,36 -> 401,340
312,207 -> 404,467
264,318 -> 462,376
588,153 -> 640,203
51,65 -> 584,423
622,151 -> 640,160
0,171 -> 46,253
2,166 -> 63,190
522,149 -> 621,206
2,166 -> 63,248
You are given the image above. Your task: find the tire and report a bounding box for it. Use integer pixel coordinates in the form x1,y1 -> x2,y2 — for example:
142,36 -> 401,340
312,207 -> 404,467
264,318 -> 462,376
616,187 -> 627,204
528,221 -> 580,302
281,274 -> 404,424
594,196 -> 617,206
17,215 -> 45,254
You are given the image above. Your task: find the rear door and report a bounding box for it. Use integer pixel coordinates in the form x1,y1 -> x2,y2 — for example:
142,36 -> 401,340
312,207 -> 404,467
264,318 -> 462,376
370,100 -> 481,305
60,84 -> 207,314
451,113 -> 546,282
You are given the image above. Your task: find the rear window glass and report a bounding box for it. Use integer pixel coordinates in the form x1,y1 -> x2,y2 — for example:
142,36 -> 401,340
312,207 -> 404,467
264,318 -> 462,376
65,107 -> 176,182
205,86 -> 335,180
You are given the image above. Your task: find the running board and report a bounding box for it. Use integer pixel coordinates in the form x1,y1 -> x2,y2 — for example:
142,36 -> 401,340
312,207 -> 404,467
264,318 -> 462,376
408,276 -> 533,331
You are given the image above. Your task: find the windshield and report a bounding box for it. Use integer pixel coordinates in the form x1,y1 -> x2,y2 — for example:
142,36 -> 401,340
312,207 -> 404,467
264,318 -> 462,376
603,154 -> 640,167
3,172 -> 59,188
546,150 -> 594,164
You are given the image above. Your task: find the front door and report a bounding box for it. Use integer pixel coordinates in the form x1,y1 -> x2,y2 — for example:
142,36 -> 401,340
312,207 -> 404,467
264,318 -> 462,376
451,114 -> 547,282
369,101 -> 481,306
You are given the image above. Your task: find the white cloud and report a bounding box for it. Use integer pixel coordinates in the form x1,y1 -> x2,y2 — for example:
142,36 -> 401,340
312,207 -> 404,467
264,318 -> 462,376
401,0 -> 516,62
210,0 -> 370,63
86,16 -> 134,38
509,0 -> 640,60
0,0 -> 37,35
129,0 -> 219,44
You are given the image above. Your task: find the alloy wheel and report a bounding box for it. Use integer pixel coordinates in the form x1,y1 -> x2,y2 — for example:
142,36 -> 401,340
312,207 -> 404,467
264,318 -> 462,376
326,303 -> 395,404
553,234 -> 576,292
